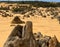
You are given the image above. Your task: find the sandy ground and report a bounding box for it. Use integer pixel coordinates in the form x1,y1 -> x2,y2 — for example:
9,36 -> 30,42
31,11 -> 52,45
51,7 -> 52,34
0,14 -> 60,47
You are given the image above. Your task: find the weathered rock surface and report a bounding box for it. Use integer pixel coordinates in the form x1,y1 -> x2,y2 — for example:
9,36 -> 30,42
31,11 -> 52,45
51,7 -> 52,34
4,21 -> 60,47
4,21 -> 38,47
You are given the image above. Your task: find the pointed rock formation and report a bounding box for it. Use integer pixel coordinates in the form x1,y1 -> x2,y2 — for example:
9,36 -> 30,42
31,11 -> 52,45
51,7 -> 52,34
22,21 -> 38,47
11,16 -> 25,24
3,25 -> 23,47
9,25 -> 23,38
4,21 -> 38,47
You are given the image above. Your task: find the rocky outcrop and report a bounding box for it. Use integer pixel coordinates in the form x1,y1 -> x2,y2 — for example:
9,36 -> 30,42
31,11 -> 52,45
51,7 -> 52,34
4,21 -> 60,47
49,36 -> 59,47
34,32 -> 59,47
4,21 -> 38,47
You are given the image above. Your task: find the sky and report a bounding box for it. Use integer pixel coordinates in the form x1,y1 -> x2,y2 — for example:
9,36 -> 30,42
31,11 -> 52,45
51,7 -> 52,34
0,0 -> 60,2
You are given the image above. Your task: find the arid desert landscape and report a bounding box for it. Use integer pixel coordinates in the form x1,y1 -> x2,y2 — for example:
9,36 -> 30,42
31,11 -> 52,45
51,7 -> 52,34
0,1 -> 60,47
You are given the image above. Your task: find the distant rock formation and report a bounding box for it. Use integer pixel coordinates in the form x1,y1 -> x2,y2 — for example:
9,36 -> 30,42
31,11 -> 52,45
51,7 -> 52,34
11,16 -> 25,24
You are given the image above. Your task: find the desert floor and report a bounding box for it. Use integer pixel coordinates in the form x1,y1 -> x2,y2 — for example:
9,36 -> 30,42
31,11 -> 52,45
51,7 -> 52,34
0,14 -> 60,47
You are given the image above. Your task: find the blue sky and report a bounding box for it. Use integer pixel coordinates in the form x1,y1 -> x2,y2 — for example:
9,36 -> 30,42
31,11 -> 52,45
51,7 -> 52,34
41,0 -> 60,2
0,0 -> 60,2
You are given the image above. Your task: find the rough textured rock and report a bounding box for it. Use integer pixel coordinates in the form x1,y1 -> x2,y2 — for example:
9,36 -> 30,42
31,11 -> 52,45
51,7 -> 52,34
3,25 -> 23,47
22,21 -> 38,47
4,21 -> 38,47
33,32 -> 43,41
4,36 -> 21,47
23,21 -> 33,39
42,43 -> 47,47
43,36 -> 51,43
34,32 -> 51,47
4,21 -> 60,47
49,35 -> 59,47
9,25 -> 23,38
